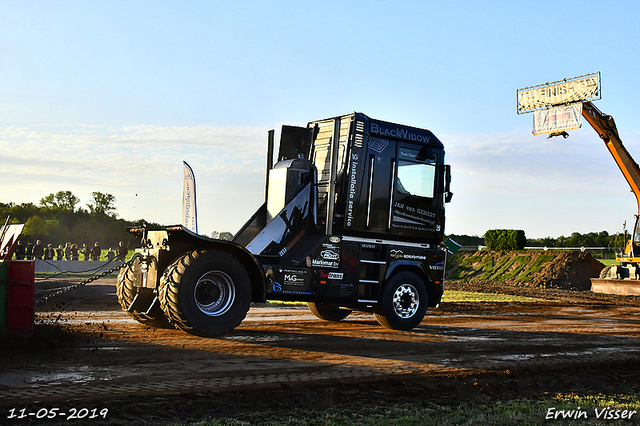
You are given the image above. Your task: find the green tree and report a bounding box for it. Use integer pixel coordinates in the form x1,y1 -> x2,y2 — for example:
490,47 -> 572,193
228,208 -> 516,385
22,216 -> 47,238
22,216 -> 63,241
594,231 -> 610,247
87,192 -> 117,217
2,202 -> 39,224
40,190 -> 80,212
211,231 -> 234,241
526,236 -> 556,247
219,231 -> 233,241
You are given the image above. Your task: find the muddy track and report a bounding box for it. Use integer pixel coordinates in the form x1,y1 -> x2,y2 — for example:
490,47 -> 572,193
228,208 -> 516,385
1,278 -> 640,424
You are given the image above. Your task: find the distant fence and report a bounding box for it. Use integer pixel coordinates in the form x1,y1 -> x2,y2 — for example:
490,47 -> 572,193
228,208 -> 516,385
524,246 -> 613,252
524,246 -> 619,259
34,259 -> 124,274
459,246 -> 619,258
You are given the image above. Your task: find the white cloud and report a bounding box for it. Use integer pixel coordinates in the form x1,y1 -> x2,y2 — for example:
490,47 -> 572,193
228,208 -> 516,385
443,129 -> 640,238
0,123 -> 271,234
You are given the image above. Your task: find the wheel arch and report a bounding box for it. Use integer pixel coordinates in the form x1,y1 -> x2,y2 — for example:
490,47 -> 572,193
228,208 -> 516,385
383,260 -> 437,306
212,243 -> 267,303
157,227 -> 267,303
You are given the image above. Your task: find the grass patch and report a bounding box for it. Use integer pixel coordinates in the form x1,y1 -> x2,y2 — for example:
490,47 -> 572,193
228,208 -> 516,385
514,254 -> 555,283
449,254 -> 482,280
442,290 -> 548,303
168,393 -> 640,426
599,258 -> 618,267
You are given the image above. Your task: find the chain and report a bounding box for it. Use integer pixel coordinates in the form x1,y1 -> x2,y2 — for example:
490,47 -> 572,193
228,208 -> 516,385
35,256 -> 138,306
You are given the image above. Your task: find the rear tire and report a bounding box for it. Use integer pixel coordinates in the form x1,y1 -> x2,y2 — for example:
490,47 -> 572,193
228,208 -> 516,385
116,257 -> 173,328
158,250 -> 251,336
374,272 -> 428,331
308,302 -> 352,321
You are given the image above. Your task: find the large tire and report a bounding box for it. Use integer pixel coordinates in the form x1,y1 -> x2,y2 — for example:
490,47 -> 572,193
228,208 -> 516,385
308,302 -> 352,322
374,272 -> 428,331
158,250 -> 252,336
116,256 -> 173,328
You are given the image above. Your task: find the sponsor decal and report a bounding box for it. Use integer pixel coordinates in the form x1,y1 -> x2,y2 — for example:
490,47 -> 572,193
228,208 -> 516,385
321,250 -> 339,260
404,254 -> 427,260
312,259 -> 339,268
329,236 -> 341,244
278,229 -> 306,257
371,122 -> 431,143
368,136 -> 389,153
328,272 -> 343,280
272,268 -> 313,295
390,249 -> 404,259
284,273 -> 306,286
346,152 -> 359,227
391,202 -> 440,232
389,249 -> 426,260
393,202 -> 436,220
319,271 -> 344,280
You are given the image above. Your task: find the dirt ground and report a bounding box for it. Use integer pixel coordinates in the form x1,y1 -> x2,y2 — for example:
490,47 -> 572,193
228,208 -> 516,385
2,276 -> 640,425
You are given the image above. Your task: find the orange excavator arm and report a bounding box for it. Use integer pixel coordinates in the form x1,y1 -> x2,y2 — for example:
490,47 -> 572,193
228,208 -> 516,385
582,101 -> 640,260
582,101 -> 640,214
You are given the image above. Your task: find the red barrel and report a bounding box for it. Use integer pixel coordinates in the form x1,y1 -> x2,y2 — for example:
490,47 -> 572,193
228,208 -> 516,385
5,261 -> 35,338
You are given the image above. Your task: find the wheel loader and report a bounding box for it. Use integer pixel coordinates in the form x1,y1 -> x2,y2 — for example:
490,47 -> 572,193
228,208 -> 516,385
582,102 -> 640,295
517,73 -> 640,295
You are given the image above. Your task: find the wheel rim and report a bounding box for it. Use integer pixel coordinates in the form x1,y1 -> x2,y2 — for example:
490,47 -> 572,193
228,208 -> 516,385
193,270 -> 236,317
392,283 -> 419,319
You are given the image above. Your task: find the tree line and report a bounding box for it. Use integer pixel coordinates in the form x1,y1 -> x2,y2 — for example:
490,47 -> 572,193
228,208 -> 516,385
447,231 -> 627,250
1,190 -> 160,250
3,190 -> 628,255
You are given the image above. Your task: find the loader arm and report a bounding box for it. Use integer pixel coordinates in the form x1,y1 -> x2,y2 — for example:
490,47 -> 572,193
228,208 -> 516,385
582,101 -> 640,213
582,101 -> 640,260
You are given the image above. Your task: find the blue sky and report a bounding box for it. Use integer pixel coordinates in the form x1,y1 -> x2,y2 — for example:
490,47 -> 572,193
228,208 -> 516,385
2,1 -> 640,239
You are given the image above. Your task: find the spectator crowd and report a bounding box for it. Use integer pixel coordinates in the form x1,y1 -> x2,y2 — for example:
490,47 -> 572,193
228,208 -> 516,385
12,240 -> 128,262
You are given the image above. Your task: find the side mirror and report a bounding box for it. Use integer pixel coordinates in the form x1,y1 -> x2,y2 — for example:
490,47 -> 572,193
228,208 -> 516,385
444,165 -> 453,203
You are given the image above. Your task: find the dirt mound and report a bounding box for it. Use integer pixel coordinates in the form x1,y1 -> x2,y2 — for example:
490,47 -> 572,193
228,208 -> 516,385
447,250 -> 605,291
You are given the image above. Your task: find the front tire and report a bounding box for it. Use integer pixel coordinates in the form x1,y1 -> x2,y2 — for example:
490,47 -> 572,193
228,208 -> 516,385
308,302 -> 352,322
158,250 -> 252,336
374,272 -> 428,331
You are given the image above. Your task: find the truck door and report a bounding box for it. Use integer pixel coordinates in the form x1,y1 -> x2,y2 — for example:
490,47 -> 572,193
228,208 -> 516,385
389,144 -> 442,240
362,136 -> 395,233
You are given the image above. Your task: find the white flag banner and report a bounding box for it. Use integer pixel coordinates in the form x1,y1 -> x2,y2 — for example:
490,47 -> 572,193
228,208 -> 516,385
533,103 -> 583,135
182,161 -> 198,233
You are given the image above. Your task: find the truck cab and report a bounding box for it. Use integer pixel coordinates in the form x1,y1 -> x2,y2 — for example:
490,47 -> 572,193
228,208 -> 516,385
119,113 -> 453,335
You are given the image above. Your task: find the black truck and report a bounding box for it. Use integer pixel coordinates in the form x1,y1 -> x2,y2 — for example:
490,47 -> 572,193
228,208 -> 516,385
118,113 -> 453,335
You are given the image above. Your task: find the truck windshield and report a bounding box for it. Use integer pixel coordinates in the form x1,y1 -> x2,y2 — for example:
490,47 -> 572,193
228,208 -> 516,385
396,161 -> 436,198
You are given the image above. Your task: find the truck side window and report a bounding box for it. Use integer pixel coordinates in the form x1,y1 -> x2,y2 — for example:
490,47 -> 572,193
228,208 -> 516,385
396,161 -> 436,198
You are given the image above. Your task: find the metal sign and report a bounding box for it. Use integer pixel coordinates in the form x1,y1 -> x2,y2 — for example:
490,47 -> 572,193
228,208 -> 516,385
533,103 -> 583,135
517,72 -> 600,114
